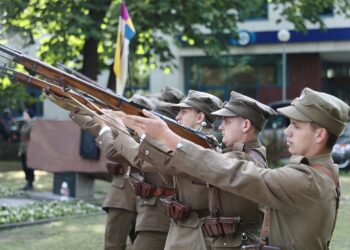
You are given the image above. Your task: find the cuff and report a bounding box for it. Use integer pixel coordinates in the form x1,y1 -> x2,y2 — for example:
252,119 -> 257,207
99,126 -> 111,136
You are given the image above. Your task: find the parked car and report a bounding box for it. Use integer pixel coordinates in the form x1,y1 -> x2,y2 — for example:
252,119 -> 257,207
260,100 -> 291,166
332,122 -> 350,170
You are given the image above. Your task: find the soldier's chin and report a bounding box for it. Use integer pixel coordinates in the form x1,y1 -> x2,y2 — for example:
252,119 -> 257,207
287,147 -> 296,155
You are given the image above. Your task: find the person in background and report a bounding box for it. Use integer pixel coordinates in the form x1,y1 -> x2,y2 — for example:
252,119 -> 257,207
18,108 -> 36,191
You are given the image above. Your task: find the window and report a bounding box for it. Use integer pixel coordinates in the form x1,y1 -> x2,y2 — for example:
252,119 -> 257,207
184,54 -> 282,100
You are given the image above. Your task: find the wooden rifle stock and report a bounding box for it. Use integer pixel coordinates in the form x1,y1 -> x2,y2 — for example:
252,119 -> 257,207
0,65 -> 105,112
0,44 -> 214,148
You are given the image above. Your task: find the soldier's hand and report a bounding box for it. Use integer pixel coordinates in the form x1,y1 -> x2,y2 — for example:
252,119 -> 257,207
124,109 -> 181,150
43,90 -> 79,113
101,109 -> 128,130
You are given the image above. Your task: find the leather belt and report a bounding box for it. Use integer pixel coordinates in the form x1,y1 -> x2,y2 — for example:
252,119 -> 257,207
151,187 -> 175,197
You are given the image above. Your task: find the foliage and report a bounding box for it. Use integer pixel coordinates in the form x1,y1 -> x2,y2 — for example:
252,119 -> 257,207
0,185 -> 24,198
0,200 -> 101,225
0,0 -> 349,102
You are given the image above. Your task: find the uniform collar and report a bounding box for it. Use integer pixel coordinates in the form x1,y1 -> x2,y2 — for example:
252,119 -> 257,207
289,153 -> 334,166
225,139 -> 262,153
306,153 -> 334,165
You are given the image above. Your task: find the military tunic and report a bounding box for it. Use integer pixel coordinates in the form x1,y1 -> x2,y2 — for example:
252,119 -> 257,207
104,130 -> 171,250
114,132 -> 212,250
168,139 -> 338,250
207,140 -> 265,249
70,113 -> 137,250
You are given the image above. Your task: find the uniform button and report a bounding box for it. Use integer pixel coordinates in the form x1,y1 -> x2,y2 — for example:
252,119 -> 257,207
143,200 -> 147,204
145,150 -> 150,156
99,141 -> 102,145
223,242 -> 227,246
176,143 -> 183,149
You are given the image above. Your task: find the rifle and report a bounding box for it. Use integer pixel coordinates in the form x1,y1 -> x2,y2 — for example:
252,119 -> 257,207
0,64 -> 106,113
56,62 -> 98,85
0,44 -> 215,148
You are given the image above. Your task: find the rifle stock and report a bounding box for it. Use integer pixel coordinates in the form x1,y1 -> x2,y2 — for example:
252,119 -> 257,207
0,44 -> 214,148
0,65 -> 106,113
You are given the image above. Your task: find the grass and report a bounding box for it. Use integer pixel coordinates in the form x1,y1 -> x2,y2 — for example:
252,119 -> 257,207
0,164 -> 349,249
0,214 -> 106,250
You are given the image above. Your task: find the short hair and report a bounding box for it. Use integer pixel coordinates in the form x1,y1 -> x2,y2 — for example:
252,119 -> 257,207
310,122 -> 337,150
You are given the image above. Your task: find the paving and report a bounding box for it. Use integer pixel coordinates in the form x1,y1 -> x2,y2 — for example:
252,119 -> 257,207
0,197 -> 36,207
0,191 -> 71,207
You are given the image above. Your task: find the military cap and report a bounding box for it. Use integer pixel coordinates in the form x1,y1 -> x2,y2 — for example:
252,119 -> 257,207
149,86 -> 184,104
278,88 -> 350,136
170,90 -> 223,123
153,99 -> 177,119
129,94 -> 154,110
212,91 -> 277,130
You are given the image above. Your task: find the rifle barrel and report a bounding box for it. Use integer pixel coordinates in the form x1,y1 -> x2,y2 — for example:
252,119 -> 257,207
0,44 -> 213,148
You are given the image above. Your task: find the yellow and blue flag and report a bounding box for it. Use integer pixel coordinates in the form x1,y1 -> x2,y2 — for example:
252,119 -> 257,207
114,3 -> 136,95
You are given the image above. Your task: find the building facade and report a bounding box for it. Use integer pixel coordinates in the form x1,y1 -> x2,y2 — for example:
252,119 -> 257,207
149,3 -> 350,104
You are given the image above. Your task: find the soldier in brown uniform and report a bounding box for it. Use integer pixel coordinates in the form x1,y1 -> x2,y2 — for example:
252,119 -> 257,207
111,90 -> 223,250
46,93 -> 139,250
97,88 -> 184,250
124,87 -> 349,250
199,91 -> 276,249
71,112 -> 137,250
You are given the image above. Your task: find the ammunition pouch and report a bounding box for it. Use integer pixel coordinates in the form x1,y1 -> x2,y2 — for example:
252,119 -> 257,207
160,196 -> 190,222
134,181 -> 175,198
134,181 -> 155,198
106,163 -> 126,176
241,244 -> 282,250
201,216 -> 241,237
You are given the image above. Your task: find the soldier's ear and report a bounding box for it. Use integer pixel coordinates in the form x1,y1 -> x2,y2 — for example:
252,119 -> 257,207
196,111 -> 206,124
315,127 -> 327,144
242,119 -> 252,133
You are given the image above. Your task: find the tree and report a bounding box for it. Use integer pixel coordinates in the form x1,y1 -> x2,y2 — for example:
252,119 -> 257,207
0,0 -> 349,109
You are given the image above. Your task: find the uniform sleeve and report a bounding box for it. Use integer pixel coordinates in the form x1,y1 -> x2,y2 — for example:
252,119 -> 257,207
93,129 -> 126,163
69,112 -> 100,137
112,133 -> 163,172
170,140 -> 312,212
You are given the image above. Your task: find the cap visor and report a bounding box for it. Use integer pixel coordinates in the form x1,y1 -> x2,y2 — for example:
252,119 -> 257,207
277,106 -> 312,121
211,108 -> 237,117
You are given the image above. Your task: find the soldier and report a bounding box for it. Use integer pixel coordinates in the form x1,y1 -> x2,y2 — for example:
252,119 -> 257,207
110,90 -> 223,250
45,92 -> 138,250
97,87 -> 184,250
124,87 -> 349,249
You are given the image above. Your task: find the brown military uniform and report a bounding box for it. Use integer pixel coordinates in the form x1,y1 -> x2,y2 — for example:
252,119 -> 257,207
105,123 -> 171,250
70,113 -> 137,250
207,140 -> 266,249
168,143 -> 339,249
114,128 -> 212,250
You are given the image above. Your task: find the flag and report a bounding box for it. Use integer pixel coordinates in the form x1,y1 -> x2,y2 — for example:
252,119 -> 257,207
113,2 -> 136,95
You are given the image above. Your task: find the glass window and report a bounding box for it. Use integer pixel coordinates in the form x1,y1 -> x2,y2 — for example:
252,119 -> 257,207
185,54 -> 281,100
